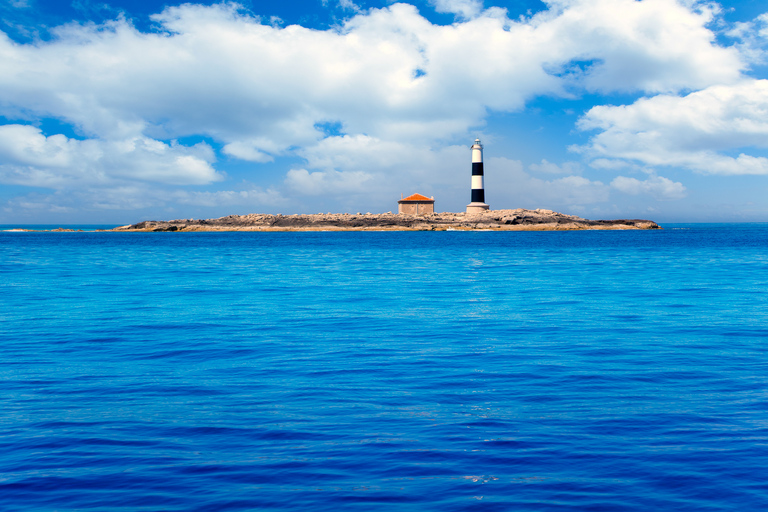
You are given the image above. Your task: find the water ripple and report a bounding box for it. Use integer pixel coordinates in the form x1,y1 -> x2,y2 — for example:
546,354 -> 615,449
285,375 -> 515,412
1,226 -> 768,510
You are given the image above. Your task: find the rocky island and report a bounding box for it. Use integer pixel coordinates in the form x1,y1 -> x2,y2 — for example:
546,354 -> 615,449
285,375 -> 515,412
112,209 -> 660,232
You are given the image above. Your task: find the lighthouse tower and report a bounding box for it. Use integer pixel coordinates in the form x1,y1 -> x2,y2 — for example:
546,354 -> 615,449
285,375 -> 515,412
466,138 -> 490,213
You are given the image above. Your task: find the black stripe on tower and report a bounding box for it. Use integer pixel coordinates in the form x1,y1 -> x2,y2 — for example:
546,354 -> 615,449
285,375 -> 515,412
471,188 -> 485,203
472,162 -> 484,176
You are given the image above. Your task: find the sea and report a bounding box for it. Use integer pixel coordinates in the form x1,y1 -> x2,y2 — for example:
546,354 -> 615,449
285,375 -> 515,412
1,224 -> 767,511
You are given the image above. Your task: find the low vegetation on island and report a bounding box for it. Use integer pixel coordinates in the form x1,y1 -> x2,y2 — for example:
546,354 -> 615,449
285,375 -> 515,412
112,209 -> 660,232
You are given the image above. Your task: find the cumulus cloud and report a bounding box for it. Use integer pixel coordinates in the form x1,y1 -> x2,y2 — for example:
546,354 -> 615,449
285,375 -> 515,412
285,168 -> 374,196
575,79 -> 768,175
172,188 -> 286,207
0,124 -> 220,187
0,0 -> 757,217
430,0 -> 483,19
725,12 -> 768,66
222,141 -> 275,163
0,0 -> 742,148
290,135 -> 468,206
488,157 -> 610,210
541,175 -> 610,205
338,0 -> 361,12
4,184 -> 285,218
611,175 -> 687,199
529,159 -> 583,174
6,186 -> 170,214
534,0 -> 741,93
298,135 -> 422,171
588,159 -> 642,171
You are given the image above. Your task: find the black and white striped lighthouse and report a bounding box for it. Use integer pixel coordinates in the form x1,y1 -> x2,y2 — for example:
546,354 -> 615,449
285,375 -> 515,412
466,138 -> 490,213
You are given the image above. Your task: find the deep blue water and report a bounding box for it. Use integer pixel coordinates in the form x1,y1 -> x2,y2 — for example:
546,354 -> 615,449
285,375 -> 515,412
1,225 -> 767,511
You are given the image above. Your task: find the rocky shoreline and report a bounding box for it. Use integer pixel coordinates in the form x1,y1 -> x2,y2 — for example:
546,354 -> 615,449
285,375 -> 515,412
112,209 -> 660,232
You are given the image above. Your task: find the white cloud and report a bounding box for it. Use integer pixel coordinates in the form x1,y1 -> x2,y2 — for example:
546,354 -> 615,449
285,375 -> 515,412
298,134 -> 417,170
222,141 -> 275,163
0,0 -> 757,218
589,159 -> 641,171
611,175 -> 687,199
285,168 -> 374,196
544,175 -> 610,205
291,134 -> 468,199
0,0 -> 742,150
4,183 -> 285,217
528,0 -> 741,94
6,186 -> 167,214
338,0 -> 361,12
576,79 -> 768,175
430,0 -> 483,20
0,124 -> 76,168
488,156 -> 609,209
725,12 -> 768,66
529,159 -> 582,174
172,188 -> 286,207
0,124 -> 221,187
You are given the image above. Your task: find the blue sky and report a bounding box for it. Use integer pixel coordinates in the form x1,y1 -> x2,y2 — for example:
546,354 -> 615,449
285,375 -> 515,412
1,0 -> 767,223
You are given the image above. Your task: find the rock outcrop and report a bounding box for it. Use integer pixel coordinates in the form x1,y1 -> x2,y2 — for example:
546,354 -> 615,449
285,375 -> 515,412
112,209 -> 660,232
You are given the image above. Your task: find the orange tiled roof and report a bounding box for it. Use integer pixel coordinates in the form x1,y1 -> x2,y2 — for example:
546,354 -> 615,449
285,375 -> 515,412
399,193 -> 434,202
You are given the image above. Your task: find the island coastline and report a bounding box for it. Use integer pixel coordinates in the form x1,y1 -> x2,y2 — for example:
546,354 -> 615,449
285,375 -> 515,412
110,208 -> 660,232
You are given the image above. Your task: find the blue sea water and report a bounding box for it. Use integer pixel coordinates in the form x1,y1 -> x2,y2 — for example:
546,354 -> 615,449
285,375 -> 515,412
0,225 -> 118,232
1,225 -> 767,511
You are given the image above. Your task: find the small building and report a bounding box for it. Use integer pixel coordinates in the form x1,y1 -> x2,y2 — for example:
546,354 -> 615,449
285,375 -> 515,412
398,193 -> 435,215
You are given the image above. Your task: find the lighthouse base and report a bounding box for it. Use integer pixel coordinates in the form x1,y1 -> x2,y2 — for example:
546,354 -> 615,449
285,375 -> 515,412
466,202 -> 490,214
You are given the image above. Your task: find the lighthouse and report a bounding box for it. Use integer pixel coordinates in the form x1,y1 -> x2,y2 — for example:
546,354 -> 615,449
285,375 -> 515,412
466,138 -> 489,213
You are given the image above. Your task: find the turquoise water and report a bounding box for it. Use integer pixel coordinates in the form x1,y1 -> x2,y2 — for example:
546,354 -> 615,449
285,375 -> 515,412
0,225 -> 118,232
1,226 -> 767,510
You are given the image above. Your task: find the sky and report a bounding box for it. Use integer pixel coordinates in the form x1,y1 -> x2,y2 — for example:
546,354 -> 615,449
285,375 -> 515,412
1,0 -> 768,224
